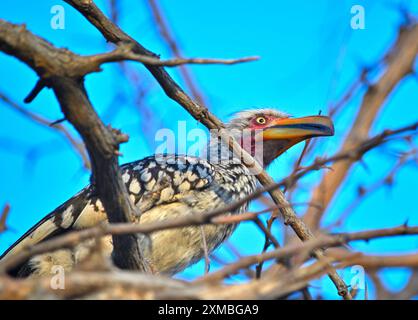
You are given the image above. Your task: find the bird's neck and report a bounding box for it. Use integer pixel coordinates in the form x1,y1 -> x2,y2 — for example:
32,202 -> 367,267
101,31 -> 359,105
203,131 -> 265,168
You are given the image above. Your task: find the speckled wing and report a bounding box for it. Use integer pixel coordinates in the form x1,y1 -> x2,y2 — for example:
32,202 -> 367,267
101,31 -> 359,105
0,155 -> 216,271
120,155 -> 215,214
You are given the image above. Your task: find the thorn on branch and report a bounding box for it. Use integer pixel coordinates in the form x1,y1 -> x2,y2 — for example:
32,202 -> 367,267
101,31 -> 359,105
404,135 -> 413,143
357,186 -> 366,197
49,117 -> 67,126
366,83 -> 377,95
359,67 -> 368,81
24,79 -> 47,103
109,126 -> 130,144
0,204 -> 11,233
384,174 -> 394,186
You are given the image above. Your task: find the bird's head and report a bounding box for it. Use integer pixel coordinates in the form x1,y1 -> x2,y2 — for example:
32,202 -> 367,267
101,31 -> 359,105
224,109 -> 334,167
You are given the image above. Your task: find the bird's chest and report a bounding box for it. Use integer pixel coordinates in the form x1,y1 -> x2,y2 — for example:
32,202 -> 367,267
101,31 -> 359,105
143,167 -> 257,274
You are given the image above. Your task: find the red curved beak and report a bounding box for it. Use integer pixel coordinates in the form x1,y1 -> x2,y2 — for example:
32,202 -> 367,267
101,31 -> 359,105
263,115 -> 334,140
261,115 -> 334,157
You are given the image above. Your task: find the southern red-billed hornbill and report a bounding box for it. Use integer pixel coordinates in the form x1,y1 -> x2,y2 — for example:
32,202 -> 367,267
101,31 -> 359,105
0,109 -> 334,276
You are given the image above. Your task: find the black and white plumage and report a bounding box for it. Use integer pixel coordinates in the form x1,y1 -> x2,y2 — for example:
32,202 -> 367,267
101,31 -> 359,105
0,109 -> 334,276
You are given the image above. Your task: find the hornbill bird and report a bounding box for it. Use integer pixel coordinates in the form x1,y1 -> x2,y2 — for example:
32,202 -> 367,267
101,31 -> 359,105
0,109 -> 334,277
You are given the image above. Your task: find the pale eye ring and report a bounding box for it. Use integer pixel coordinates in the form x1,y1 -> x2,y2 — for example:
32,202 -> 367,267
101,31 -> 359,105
256,116 -> 267,124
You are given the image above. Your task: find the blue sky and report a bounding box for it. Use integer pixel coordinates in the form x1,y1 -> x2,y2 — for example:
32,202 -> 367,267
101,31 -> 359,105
0,0 -> 417,299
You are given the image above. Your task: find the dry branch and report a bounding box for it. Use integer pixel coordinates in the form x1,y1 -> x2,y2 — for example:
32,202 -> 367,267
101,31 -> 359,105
0,259 -> 330,300
87,44 -> 259,67
303,21 -> 418,230
2,222 -> 418,299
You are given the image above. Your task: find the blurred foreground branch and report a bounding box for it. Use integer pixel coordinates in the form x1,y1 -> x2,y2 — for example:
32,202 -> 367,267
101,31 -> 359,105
303,21 -> 418,230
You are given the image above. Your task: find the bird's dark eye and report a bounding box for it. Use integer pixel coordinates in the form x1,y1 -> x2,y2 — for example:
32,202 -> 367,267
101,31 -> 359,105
255,116 -> 267,124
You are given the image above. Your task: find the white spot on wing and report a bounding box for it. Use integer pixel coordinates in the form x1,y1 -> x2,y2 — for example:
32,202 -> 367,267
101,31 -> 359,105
147,161 -> 156,169
74,201 -> 107,229
60,205 -> 75,228
141,171 -> 152,182
166,158 -> 176,165
186,171 -> 198,182
196,166 -> 208,178
133,163 -> 143,171
187,157 -> 198,165
122,172 -> 130,183
177,162 -> 186,171
145,178 -> 156,191
129,179 -> 141,194
160,187 -> 174,201
195,179 -> 207,189
173,172 -> 182,186
178,181 -> 191,192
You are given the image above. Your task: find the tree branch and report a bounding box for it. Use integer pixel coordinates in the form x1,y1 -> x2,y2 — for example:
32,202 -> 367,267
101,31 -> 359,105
64,0 -> 353,299
0,19 -> 150,272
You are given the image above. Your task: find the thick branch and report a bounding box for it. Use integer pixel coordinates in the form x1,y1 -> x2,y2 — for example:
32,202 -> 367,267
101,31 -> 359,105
3,223 -> 416,299
0,19 -> 149,272
0,260 -> 329,299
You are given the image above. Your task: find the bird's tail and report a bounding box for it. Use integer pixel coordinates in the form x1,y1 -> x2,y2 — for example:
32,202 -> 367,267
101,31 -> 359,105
0,187 -> 91,276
